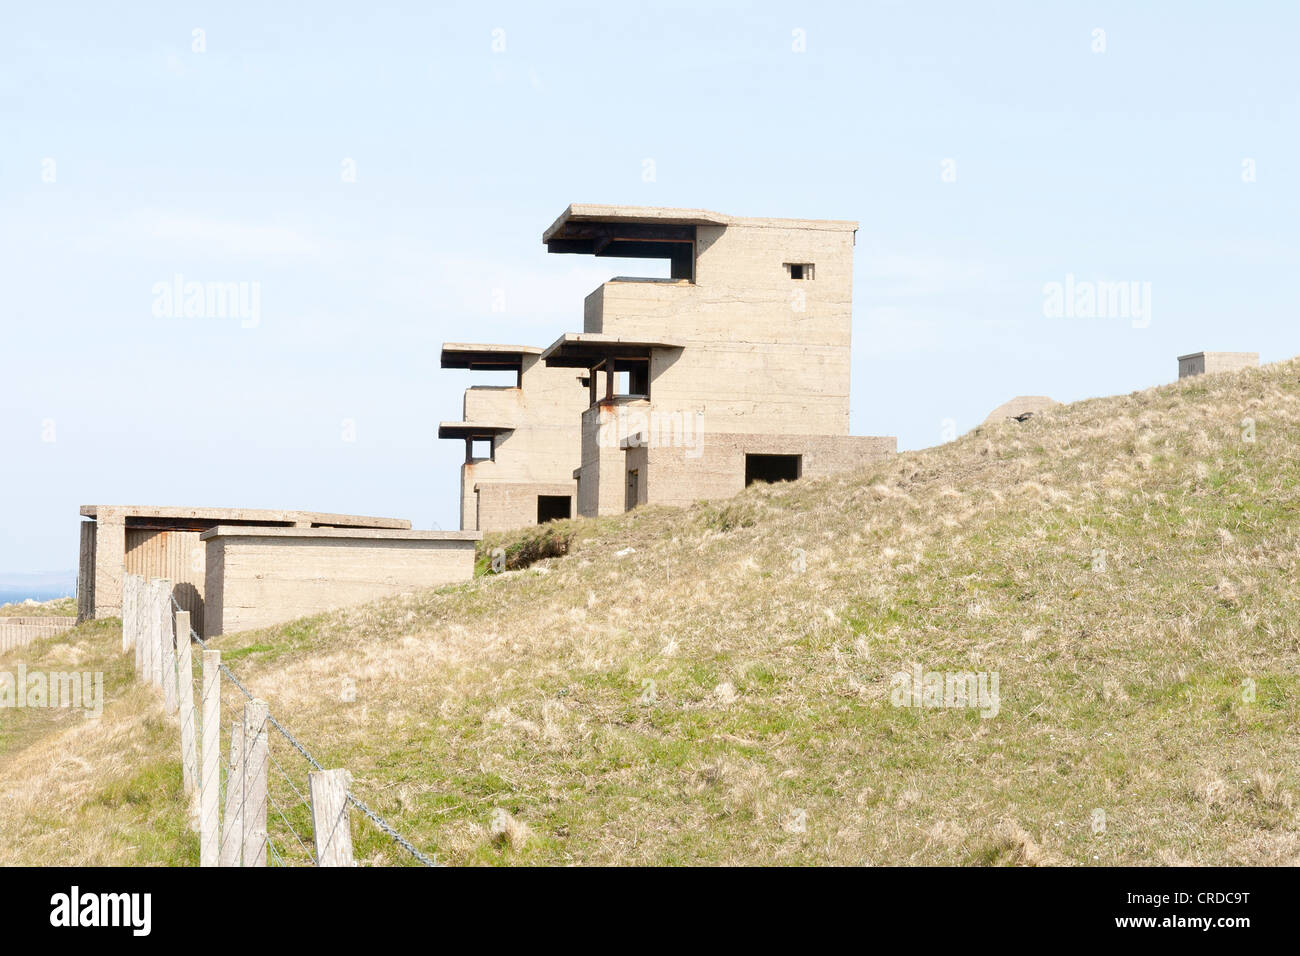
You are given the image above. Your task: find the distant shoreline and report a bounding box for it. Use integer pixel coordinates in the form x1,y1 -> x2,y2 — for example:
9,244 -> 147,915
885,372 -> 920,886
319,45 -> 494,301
0,588 -> 75,606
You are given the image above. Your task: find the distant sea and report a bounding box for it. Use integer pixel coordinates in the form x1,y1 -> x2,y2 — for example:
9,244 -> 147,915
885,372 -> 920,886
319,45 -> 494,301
0,588 -> 74,605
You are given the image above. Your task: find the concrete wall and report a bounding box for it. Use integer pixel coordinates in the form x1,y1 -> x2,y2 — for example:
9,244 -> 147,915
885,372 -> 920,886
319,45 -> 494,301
475,481 -> 575,529
577,400 -> 894,516
79,506 -> 412,629
583,218 -> 857,438
1178,352 -> 1259,379
457,353 -> 586,531
0,617 -> 76,653
638,432 -> 896,510
578,404 -> 636,517
91,509 -> 126,620
560,213 -> 896,518
201,527 -> 481,636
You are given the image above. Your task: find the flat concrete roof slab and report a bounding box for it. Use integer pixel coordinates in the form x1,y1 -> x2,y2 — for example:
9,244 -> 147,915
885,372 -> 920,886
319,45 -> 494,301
199,526 -> 480,541
437,422 -> 515,439
441,342 -> 542,369
543,203 -> 859,243
541,332 -> 686,367
80,505 -> 410,529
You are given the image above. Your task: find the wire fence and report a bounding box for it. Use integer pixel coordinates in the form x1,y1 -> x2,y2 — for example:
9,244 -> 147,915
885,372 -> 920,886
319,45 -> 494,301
127,582 -> 437,867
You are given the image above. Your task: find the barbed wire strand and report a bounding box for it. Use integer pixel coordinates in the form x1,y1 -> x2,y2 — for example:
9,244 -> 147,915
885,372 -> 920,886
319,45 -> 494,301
266,786 -> 317,865
168,595 -> 436,866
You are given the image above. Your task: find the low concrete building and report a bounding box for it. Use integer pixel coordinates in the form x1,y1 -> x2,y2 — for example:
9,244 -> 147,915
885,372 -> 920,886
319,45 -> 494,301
0,616 -> 76,653
77,505 -> 410,632
438,343 -> 587,531
1178,351 -> 1259,379
538,204 -> 896,515
201,526 -> 480,636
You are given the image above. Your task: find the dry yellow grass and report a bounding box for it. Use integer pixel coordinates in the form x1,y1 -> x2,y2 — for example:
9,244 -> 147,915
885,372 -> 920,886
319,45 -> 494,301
3,358 -> 1299,865
0,596 -> 76,617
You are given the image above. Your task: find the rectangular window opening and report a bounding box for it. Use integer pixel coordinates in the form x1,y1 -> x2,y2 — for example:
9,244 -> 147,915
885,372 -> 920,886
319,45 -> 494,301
537,495 -> 571,523
612,359 -> 650,398
469,438 -> 493,461
745,454 -> 801,485
786,263 -> 814,280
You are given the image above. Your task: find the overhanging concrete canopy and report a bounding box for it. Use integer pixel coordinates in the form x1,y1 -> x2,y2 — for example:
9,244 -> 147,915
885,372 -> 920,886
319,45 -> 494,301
441,343 -> 542,371
540,332 -> 686,369
543,204 -> 731,246
437,422 -> 515,440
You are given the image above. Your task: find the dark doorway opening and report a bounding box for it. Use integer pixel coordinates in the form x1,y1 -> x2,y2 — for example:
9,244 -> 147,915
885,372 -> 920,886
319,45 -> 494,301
537,495 -> 571,523
745,454 -> 801,486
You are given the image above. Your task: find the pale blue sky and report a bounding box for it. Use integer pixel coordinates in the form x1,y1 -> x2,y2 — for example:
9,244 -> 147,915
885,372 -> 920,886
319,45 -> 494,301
2,1 -> 1297,577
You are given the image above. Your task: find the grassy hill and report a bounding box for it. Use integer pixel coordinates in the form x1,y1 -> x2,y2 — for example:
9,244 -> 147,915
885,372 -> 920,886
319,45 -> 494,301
3,359 -> 1298,865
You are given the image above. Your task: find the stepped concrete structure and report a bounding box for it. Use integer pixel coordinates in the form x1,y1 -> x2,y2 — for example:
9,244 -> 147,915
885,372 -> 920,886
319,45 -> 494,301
77,505 -> 410,632
1178,351 -> 1259,379
438,343 -> 587,531
538,204 -> 896,516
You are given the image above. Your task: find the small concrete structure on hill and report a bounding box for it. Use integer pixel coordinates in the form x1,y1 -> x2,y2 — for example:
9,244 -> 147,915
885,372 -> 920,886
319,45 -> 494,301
983,396 -> 1060,426
201,526 -> 480,636
1178,352 -> 1258,379
77,505 -> 411,632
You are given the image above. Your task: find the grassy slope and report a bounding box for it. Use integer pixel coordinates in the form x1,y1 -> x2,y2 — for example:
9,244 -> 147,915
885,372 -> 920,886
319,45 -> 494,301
0,619 -> 197,864
3,360 -> 1299,865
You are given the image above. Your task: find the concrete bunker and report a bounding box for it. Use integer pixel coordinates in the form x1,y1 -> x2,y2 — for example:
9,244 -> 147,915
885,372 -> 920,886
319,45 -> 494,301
77,505 -> 410,634
201,526 -> 480,637
1177,352 -> 1258,379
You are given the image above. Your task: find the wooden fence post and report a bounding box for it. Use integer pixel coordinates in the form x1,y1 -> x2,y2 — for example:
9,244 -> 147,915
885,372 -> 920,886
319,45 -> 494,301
146,579 -> 161,689
176,611 -> 198,793
309,769 -> 355,866
161,583 -> 177,715
199,649 -> 221,867
132,576 -> 144,679
220,719 -> 245,867
242,699 -> 270,867
121,573 -> 134,654
131,574 -> 142,654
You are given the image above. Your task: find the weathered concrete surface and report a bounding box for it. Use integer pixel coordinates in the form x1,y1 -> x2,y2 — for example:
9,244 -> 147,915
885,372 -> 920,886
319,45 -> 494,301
1177,352 -> 1259,379
475,481 -> 576,530
80,505 -> 410,528
982,396 -> 1061,426
439,345 -> 587,532
78,505 -> 412,628
538,205 -> 897,518
629,431 -> 896,510
201,527 -> 481,636
0,616 -> 76,653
